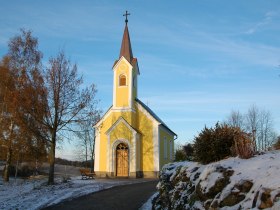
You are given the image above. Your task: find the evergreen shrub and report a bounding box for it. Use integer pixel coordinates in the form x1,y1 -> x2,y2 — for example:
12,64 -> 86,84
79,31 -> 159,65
183,144 -> 194,161
175,148 -> 187,161
274,137 -> 280,150
193,123 -> 242,164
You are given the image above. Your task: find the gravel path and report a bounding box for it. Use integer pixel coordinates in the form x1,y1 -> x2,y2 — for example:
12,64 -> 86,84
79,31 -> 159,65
42,180 -> 158,210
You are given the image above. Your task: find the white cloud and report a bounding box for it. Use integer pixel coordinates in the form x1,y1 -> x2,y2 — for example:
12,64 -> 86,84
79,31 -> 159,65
133,15 -> 280,69
0,2 -> 122,42
245,11 -> 277,34
167,117 -> 219,123
141,87 -> 280,114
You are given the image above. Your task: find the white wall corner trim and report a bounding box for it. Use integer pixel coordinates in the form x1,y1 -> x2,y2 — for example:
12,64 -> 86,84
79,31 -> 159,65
153,122 -> 159,172
94,131 -> 100,171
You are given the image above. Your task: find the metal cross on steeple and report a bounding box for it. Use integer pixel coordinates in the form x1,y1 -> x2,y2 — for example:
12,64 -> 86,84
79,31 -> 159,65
123,10 -> 130,25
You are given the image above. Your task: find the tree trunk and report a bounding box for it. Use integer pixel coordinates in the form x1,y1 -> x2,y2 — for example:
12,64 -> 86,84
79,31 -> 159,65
3,146 -> 12,182
15,156 -> 19,183
35,159 -> 38,176
48,132 -> 56,185
90,150 -> 94,173
90,135 -> 95,173
3,121 -> 14,182
252,129 -> 257,152
85,141 -> 88,168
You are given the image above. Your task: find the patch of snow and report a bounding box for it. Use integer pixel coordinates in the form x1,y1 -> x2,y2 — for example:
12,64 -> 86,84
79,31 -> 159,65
191,200 -> 204,209
200,171 -> 222,192
139,192 -> 158,210
272,201 -> 280,210
201,151 -> 280,207
161,162 -> 185,176
0,176 -> 149,210
220,151 -> 280,208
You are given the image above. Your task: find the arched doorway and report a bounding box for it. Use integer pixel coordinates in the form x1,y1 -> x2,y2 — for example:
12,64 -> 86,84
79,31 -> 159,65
116,143 -> 129,177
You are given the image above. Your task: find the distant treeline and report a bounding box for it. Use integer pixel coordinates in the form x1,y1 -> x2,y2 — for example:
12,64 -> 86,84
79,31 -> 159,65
55,157 -> 93,168
0,157 -> 94,168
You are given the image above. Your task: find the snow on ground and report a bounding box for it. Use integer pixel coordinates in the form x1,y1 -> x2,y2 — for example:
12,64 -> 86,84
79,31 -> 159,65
161,150 -> 280,209
0,175 -> 149,210
139,192 -> 158,210
218,151 -> 280,209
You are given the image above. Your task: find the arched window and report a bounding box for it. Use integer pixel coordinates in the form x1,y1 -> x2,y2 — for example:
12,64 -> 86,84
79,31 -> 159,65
119,74 -> 126,86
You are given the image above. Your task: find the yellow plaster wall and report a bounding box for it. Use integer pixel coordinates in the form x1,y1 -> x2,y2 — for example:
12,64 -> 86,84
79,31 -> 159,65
115,60 -> 130,107
97,110 -> 135,171
97,107 -> 174,173
136,107 -> 155,172
109,122 -> 133,145
159,128 -> 174,169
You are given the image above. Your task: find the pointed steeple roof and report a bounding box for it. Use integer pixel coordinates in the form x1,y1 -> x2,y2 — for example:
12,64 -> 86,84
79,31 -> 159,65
113,12 -> 139,74
119,24 -> 133,63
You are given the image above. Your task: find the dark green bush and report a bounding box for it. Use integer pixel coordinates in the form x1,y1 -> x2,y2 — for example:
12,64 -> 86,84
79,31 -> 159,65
174,148 -> 187,161
19,165 -> 34,177
183,144 -> 194,161
274,136 -> 280,150
193,123 -> 241,164
8,164 -> 34,177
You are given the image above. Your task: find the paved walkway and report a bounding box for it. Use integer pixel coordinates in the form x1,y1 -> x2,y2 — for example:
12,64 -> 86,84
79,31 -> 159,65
42,180 -> 158,210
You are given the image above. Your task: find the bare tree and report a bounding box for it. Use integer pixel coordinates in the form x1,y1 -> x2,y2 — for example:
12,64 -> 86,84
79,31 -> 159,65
245,105 -> 259,151
74,121 -> 91,164
226,105 -> 277,152
245,105 -> 278,151
226,110 -> 245,130
74,112 -> 100,171
42,51 -> 98,184
258,110 -> 275,150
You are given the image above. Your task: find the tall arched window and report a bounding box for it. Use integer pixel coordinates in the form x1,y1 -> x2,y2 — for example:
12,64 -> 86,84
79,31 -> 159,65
119,74 -> 126,86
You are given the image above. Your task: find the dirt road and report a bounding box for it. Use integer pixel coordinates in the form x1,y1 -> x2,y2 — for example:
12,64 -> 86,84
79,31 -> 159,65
42,180 -> 158,210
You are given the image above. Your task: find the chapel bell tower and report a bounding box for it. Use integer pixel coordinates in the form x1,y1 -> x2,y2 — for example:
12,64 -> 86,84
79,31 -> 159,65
112,11 -> 140,111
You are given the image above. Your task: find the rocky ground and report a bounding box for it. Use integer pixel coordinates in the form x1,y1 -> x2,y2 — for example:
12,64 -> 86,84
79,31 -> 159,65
153,151 -> 280,210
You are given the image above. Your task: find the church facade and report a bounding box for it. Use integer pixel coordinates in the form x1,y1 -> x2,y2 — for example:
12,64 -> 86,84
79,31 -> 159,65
94,18 -> 177,178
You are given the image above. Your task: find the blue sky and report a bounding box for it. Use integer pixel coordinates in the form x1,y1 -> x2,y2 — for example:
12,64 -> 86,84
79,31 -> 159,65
1,1 -> 280,159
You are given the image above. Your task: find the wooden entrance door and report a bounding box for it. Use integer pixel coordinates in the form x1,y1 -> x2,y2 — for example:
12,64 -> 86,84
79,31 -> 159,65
116,143 -> 129,177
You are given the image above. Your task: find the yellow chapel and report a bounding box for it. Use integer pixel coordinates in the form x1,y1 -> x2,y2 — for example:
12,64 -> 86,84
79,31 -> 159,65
94,15 -> 177,178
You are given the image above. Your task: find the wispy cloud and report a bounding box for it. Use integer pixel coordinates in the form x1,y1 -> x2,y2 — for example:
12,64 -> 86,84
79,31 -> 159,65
0,2 -> 122,42
132,18 -> 280,70
139,53 -> 244,80
141,87 -> 280,113
167,117 -> 218,123
245,11 -> 277,34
